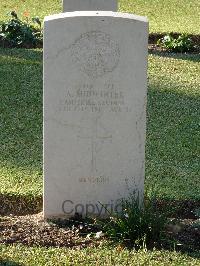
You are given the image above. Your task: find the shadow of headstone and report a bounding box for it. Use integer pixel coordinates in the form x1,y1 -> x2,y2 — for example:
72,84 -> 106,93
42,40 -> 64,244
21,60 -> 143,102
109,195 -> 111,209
0,260 -> 23,266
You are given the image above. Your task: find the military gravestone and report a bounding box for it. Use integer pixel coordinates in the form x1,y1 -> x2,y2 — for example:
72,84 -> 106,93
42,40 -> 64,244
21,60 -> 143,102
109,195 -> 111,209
43,11 -> 148,218
62,0 -> 117,12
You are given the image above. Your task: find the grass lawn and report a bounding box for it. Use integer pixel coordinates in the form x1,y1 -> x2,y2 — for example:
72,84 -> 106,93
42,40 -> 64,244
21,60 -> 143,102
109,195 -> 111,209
0,48 -> 199,200
1,244 -> 200,265
0,48 -> 43,197
0,0 -> 199,34
146,53 -> 200,200
119,0 -> 200,34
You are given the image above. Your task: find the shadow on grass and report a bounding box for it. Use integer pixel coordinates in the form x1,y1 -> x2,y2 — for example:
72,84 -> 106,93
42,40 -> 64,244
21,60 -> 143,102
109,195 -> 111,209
149,50 -> 200,62
0,47 -> 42,62
146,86 -> 200,201
0,260 -> 23,266
0,194 -> 42,215
0,48 -> 43,170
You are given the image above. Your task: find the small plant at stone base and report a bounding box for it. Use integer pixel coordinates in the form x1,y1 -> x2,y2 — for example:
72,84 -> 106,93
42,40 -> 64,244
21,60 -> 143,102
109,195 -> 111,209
103,193 -> 167,248
157,34 -> 193,53
0,11 -> 42,48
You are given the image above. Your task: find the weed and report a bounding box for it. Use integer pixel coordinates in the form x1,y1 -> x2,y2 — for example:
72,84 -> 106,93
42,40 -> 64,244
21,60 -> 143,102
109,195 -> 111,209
0,11 -> 42,48
157,34 -> 193,53
103,193 -> 167,248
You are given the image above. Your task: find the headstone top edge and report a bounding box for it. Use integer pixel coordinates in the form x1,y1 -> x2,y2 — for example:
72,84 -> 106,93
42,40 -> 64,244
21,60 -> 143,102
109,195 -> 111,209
44,11 -> 148,23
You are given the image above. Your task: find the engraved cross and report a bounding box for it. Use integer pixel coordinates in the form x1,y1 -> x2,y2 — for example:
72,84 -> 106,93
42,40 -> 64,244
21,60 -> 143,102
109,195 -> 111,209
77,116 -> 112,175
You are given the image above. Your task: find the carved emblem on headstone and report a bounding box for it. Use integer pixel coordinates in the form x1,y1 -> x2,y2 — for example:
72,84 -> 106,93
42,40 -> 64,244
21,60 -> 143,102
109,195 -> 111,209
70,31 -> 120,78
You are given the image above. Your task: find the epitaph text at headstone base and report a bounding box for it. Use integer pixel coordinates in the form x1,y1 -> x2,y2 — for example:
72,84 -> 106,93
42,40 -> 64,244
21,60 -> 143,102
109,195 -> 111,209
43,11 -> 148,218
62,0 -> 117,12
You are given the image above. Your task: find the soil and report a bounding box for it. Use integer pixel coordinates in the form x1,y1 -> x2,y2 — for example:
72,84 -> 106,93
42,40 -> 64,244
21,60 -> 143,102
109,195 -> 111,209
1,194 -> 199,221
0,33 -> 199,53
0,213 -> 199,252
148,44 -> 200,54
0,38 -> 43,49
0,213 -> 104,249
0,194 -> 42,216
148,33 -> 200,47
165,218 -> 200,253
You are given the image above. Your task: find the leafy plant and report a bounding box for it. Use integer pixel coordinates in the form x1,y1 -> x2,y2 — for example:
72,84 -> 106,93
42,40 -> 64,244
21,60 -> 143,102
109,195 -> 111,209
157,34 -> 193,53
103,193 -> 167,248
0,11 -> 42,48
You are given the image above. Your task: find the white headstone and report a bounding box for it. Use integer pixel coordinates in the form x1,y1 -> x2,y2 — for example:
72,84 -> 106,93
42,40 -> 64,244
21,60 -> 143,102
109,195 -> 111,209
43,11 -> 148,218
62,0 -> 117,12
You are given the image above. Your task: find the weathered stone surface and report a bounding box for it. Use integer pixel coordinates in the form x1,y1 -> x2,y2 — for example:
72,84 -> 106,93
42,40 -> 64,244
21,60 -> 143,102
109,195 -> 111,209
43,11 -> 148,218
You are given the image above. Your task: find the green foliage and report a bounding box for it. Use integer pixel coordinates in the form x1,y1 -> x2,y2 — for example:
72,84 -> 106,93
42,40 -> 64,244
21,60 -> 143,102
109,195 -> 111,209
157,34 -> 193,53
0,11 -> 42,48
103,193 -> 167,247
